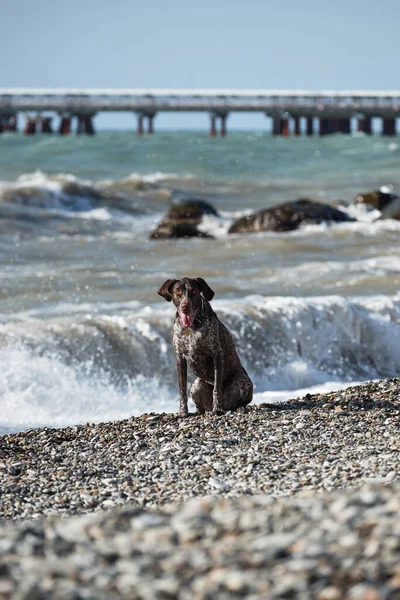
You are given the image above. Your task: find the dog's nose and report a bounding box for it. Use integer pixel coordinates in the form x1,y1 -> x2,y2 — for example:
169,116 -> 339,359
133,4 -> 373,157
180,301 -> 190,313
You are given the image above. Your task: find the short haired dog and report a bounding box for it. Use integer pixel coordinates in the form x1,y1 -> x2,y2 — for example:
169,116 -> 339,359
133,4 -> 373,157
158,277 -> 253,417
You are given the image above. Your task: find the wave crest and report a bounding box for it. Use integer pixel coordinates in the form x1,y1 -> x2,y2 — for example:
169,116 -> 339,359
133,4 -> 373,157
0,294 -> 399,430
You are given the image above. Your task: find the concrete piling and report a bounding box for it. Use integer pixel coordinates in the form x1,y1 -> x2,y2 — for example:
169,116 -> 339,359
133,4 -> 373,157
23,117 -> 36,135
59,117 -> 71,135
136,113 -> 155,135
272,117 -> 289,136
85,116 -> 95,135
210,113 -> 228,136
76,115 -> 95,135
220,115 -> 227,136
306,117 -> 313,136
272,117 -> 281,136
357,116 -> 372,134
338,118 -> 351,134
280,118 -> 289,136
147,114 -> 154,135
382,118 -> 396,136
319,118 -> 329,136
41,117 -> 52,133
210,114 -> 216,137
137,114 -> 144,135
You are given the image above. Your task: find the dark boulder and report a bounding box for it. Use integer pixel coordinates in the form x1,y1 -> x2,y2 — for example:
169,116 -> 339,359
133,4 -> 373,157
150,198 -> 218,240
228,199 -> 355,234
171,195 -> 219,217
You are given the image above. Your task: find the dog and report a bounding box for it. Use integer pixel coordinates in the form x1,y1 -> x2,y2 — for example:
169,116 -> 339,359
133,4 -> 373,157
157,277 -> 253,417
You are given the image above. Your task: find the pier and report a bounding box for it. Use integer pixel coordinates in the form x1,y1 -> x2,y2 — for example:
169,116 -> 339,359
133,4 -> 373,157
1,89 -> 400,136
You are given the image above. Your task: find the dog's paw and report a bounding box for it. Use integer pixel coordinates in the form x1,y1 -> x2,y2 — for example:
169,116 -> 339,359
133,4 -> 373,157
212,407 -> 225,416
178,410 -> 189,418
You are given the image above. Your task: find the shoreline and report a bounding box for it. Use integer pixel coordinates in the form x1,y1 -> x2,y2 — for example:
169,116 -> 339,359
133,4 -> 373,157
1,377 -> 399,521
0,377 -> 399,597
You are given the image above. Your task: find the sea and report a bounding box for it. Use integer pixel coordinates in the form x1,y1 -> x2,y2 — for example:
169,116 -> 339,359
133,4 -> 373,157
0,130 -> 399,434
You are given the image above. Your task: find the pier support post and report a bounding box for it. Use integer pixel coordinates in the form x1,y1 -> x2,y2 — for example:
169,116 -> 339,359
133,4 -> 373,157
293,116 -> 301,136
136,113 -> 155,135
59,117 -> 71,135
24,117 -> 36,135
210,114 -> 217,137
272,116 -> 290,136
338,118 -> 351,134
357,116 -> 372,134
147,114 -> 154,135
272,117 -> 281,135
319,118 -> 336,135
220,114 -> 227,136
137,114 -> 144,135
280,118 -> 289,136
41,117 -> 53,133
306,117 -> 313,136
84,115 -> 95,135
76,115 -> 95,135
382,118 -> 396,136
76,116 -> 85,135
209,113 -> 228,137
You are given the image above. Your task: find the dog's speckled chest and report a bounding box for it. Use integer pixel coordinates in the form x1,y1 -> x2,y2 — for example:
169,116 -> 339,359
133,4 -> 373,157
173,319 -> 219,361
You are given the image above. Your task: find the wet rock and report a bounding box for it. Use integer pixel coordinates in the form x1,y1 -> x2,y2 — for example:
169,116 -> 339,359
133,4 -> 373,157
150,198 -> 218,239
228,198 -> 355,234
355,186 -> 400,219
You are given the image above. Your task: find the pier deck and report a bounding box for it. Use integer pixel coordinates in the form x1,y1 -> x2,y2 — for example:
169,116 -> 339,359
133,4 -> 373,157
1,89 -> 399,136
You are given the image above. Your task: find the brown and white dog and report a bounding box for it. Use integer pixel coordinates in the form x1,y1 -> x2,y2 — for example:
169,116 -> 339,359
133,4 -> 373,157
158,277 -> 253,417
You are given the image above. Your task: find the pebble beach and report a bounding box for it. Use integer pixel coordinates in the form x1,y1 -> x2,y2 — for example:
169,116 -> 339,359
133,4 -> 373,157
0,377 -> 399,599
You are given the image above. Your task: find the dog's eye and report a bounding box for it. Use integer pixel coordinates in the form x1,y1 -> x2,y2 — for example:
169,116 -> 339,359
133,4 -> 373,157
190,289 -> 197,295
175,290 -> 182,297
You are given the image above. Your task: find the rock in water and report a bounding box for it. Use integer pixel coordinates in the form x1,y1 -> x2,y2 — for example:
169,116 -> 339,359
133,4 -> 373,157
355,186 -> 400,219
228,198 -> 355,234
150,198 -> 218,239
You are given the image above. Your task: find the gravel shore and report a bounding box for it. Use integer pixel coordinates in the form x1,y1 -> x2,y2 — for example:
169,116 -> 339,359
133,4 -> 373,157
0,378 -> 399,598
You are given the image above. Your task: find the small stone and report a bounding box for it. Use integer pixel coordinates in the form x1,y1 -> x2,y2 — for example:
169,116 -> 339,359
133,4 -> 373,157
348,584 -> 383,600
224,571 -> 248,593
0,579 -> 14,595
7,463 -> 22,476
385,471 -> 397,482
317,586 -> 342,600
208,477 -> 230,490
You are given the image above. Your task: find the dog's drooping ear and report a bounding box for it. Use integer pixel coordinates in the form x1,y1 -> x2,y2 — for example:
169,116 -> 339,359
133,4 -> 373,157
157,279 -> 178,302
194,277 -> 215,301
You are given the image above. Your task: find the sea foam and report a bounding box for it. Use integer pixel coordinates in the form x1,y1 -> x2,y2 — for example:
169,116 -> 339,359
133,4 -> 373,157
1,293 -> 399,432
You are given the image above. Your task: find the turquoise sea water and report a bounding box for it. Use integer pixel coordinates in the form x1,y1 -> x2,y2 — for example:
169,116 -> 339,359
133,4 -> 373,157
1,130 -> 400,191
0,130 -> 399,432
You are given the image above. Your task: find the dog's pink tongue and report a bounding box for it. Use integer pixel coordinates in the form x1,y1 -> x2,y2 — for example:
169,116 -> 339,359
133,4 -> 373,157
180,312 -> 193,328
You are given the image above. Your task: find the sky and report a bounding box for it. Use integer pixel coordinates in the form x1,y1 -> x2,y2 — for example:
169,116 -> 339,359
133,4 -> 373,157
1,0 -> 400,130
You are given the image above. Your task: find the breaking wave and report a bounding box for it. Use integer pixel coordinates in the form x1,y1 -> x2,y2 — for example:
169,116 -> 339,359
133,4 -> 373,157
0,294 -> 399,431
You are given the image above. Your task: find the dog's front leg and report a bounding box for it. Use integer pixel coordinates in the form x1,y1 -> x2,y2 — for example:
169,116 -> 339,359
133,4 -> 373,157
212,352 -> 224,414
176,355 -> 189,417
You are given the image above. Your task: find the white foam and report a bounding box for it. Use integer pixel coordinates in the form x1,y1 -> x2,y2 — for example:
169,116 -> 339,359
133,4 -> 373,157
125,172 -> 194,183
1,293 -> 400,432
0,344 -> 180,432
254,379 -> 365,404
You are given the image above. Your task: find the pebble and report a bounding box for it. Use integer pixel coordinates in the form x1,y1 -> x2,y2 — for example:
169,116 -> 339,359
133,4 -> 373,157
0,377 -> 399,598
